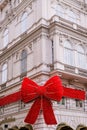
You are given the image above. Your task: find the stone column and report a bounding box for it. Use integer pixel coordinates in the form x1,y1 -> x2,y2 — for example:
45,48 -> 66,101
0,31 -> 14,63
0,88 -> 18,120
53,33 -> 64,70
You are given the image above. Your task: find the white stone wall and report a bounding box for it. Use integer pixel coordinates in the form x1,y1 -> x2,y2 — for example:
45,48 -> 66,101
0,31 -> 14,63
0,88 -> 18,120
0,0 -> 87,130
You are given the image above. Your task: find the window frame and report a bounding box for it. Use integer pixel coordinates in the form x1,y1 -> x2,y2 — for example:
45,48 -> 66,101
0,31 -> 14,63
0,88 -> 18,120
64,41 -> 74,66
3,29 -> 9,48
67,10 -> 77,23
21,12 -> 28,33
77,45 -> 86,69
20,49 -> 27,76
2,63 -> 7,84
75,99 -> 83,108
56,4 -> 65,18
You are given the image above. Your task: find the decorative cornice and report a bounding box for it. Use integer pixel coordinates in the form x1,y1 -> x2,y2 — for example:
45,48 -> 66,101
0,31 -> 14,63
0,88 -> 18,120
49,15 -> 87,41
0,117 -> 15,125
0,0 -> 33,29
0,23 -> 48,62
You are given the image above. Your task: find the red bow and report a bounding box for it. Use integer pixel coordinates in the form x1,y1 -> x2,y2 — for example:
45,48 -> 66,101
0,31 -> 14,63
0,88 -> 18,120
21,76 -> 63,125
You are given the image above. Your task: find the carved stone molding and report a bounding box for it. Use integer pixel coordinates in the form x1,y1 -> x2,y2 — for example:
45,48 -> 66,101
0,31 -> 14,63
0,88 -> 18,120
0,0 -> 8,10
0,117 -> 15,125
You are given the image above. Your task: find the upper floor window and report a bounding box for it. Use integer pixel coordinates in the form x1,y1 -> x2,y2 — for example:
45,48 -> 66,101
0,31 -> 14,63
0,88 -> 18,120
0,106 -> 4,115
60,97 -> 66,105
3,29 -> 8,48
19,101 -> 26,109
56,4 -> 64,18
77,45 -> 86,69
67,10 -> 77,23
64,41 -> 73,65
21,50 -> 27,75
21,12 -> 28,33
2,63 -> 7,84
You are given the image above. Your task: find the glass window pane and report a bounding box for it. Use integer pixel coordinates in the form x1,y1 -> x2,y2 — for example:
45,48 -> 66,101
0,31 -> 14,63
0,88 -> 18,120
3,29 -> 8,47
21,12 -> 27,33
21,50 -> 27,74
67,10 -> 77,23
76,99 -> 83,108
77,45 -> 84,53
2,64 -> 7,83
77,45 -> 86,68
56,5 -> 64,18
64,41 -> 73,65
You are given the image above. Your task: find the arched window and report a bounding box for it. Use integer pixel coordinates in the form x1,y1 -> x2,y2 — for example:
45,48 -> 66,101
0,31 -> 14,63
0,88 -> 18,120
2,63 -> 7,84
3,29 -> 8,48
77,45 -> 86,69
64,41 -> 73,65
56,4 -> 64,18
21,50 -> 27,75
67,10 -> 77,23
21,12 -> 28,33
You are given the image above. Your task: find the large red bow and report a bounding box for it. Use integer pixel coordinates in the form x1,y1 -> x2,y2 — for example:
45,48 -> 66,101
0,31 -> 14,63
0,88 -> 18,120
21,76 -> 63,125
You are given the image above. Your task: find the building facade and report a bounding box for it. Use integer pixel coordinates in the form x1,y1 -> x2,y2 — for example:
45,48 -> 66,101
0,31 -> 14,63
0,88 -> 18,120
0,0 -> 87,130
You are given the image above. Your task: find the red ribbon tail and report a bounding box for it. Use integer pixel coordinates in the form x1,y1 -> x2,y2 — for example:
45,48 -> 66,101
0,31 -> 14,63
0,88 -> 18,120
24,98 -> 41,124
42,97 -> 57,125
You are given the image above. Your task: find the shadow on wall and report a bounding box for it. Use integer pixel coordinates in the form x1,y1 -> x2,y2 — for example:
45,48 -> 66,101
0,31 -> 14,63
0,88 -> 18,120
56,123 -> 87,130
0,123 -> 87,130
76,124 -> 87,130
0,127 -> 3,130
8,124 -> 33,130
56,123 -> 73,130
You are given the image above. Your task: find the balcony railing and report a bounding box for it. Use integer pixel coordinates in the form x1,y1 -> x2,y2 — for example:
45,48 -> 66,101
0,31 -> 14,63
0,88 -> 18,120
64,65 -> 75,73
78,68 -> 87,77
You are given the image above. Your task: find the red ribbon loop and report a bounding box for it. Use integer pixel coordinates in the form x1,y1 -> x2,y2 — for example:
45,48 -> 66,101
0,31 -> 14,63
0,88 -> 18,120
21,76 -> 63,124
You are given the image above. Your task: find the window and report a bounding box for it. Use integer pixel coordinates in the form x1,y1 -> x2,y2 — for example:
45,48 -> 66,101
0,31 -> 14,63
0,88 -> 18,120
77,45 -> 86,69
21,50 -> 27,75
19,101 -> 26,109
56,4 -> 64,18
61,97 -> 66,105
67,10 -> 77,23
21,12 -> 28,33
57,97 -> 66,105
2,63 -> 7,84
76,99 -> 83,108
64,41 -> 73,65
3,29 -> 8,48
0,106 -> 4,114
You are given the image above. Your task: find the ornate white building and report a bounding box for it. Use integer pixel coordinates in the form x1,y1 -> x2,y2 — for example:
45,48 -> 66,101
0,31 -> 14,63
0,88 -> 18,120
0,0 -> 87,130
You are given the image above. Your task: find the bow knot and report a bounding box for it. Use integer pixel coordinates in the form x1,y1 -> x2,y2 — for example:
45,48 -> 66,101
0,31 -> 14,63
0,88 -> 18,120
21,76 -> 63,124
37,86 -> 46,96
